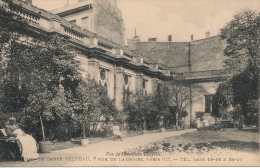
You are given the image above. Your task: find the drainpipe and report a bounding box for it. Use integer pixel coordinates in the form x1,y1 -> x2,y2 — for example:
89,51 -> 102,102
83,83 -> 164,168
189,42 -> 193,127
114,64 -> 117,103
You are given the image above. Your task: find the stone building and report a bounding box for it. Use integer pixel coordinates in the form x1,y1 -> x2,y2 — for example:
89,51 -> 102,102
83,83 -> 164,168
0,0 -> 228,127
128,35 -> 227,125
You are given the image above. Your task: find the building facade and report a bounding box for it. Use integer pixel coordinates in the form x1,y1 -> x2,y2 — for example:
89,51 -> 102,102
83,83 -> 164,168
0,0 -> 228,127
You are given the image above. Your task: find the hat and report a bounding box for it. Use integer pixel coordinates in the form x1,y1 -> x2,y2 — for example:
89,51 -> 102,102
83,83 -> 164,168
8,117 -> 16,121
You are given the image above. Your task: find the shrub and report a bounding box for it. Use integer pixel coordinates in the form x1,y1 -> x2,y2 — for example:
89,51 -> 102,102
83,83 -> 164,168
195,112 -> 204,121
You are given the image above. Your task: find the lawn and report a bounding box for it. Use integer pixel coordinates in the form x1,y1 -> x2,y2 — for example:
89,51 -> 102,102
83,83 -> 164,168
151,127 -> 259,154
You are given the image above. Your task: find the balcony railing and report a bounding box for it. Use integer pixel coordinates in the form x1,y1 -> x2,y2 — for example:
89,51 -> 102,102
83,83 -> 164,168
64,28 -> 83,43
9,4 -> 40,26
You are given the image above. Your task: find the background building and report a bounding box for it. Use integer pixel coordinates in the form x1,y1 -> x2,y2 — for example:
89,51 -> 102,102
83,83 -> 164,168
0,0 -> 229,127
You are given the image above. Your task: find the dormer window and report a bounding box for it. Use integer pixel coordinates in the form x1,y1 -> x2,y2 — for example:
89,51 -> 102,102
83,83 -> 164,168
82,16 -> 89,28
69,20 -> 76,24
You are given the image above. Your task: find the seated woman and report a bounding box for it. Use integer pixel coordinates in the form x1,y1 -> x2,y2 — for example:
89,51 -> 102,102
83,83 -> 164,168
5,117 -> 39,162
112,123 -> 122,141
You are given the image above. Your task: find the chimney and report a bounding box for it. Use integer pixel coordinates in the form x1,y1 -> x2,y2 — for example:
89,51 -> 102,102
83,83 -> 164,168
148,38 -> 157,42
168,35 -> 172,42
191,34 -> 194,41
206,31 -> 210,38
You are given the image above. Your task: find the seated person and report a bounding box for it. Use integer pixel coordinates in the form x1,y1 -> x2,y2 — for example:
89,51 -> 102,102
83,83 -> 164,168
112,123 -> 122,141
5,117 -> 24,138
5,117 -> 39,161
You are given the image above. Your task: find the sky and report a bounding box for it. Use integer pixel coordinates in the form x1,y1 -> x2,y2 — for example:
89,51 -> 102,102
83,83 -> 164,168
32,0 -> 260,42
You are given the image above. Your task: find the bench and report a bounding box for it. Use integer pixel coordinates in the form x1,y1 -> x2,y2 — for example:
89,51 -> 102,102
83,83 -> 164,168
218,120 -> 234,128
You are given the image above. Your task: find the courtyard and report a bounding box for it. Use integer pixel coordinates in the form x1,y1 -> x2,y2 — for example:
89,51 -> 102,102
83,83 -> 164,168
1,127 -> 259,166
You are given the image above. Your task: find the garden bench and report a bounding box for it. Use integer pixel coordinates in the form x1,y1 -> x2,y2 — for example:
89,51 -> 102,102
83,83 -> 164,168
218,120 -> 234,128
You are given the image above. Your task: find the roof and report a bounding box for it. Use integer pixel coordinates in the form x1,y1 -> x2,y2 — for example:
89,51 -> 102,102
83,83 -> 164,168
190,36 -> 227,72
134,41 -> 190,69
133,36 -> 227,73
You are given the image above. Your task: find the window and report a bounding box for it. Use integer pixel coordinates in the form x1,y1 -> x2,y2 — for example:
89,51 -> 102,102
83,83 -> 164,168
81,17 -> 88,28
69,20 -> 76,24
157,83 -> 162,93
81,16 -> 89,29
205,95 -> 212,113
124,75 -> 129,85
143,80 -> 147,96
123,75 -> 131,101
100,69 -> 106,80
99,69 -> 109,95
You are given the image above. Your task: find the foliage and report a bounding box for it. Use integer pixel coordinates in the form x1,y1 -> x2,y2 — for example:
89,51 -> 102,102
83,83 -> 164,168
212,82 -> 233,119
220,10 -> 259,125
168,81 -> 190,126
71,77 -> 117,138
123,84 -> 171,130
220,9 -> 260,78
123,90 -> 151,131
195,112 -> 204,121
181,111 -> 188,118
0,2 -> 117,141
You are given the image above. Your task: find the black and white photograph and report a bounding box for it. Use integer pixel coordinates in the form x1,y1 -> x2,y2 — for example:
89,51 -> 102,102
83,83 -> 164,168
0,0 -> 259,166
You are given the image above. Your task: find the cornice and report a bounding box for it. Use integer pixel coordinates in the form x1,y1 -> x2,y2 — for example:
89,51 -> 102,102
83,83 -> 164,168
56,4 -> 94,17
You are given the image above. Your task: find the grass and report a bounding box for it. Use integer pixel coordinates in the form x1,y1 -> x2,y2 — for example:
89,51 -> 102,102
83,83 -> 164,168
150,127 -> 259,154
50,127 -> 259,153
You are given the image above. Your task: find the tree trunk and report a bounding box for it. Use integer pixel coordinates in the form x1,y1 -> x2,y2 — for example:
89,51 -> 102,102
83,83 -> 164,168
39,113 -> 45,141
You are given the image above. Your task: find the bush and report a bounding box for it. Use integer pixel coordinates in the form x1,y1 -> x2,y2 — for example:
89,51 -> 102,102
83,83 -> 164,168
197,125 -> 223,131
181,111 -> 188,118
195,112 -> 204,120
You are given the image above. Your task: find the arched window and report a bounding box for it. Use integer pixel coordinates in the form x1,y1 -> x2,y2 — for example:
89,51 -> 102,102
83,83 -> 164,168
99,68 -> 109,95
143,79 -> 147,96
123,74 -> 131,101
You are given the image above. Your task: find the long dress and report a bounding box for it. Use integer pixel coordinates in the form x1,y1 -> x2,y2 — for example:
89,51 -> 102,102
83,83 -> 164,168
112,125 -> 122,136
12,129 -> 39,161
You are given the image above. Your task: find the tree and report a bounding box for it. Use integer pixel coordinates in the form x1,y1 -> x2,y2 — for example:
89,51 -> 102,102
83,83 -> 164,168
168,82 -> 190,127
71,77 -> 116,138
0,1 -> 117,141
123,91 -> 151,131
220,10 -> 260,78
0,1 -> 83,140
150,85 -> 170,129
220,9 -> 260,126
212,82 -> 233,119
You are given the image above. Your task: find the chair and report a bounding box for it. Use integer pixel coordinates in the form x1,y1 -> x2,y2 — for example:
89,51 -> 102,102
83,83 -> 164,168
0,129 -> 22,162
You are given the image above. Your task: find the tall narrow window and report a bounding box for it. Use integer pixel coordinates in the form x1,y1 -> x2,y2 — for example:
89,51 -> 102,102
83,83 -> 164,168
99,69 -> 109,95
205,95 -> 212,113
123,75 -> 131,101
143,80 -> 147,96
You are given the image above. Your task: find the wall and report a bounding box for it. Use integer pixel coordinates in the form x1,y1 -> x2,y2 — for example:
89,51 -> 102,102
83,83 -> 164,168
93,0 -> 125,45
190,82 -> 220,125
60,11 -> 94,32
51,0 -> 125,45
134,42 -> 190,72
190,36 -> 227,72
